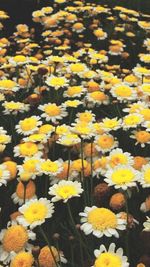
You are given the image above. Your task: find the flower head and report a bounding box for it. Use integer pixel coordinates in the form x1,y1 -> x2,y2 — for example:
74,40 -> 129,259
49,180 -> 83,203
80,206 -> 126,238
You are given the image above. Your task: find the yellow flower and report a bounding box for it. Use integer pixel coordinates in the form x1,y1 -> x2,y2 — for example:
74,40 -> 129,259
46,76 -> 68,89
80,206 -> 126,237
18,198 -> 54,229
49,180 -> 83,202
2,225 -> 28,253
10,252 -> 34,267
105,166 -> 139,189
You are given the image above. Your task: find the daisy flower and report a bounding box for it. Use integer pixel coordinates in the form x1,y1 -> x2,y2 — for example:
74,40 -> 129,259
15,116 -> 42,136
111,83 -> 137,102
130,130 -> 150,147
67,63 -> 88,77
62,99 -> 82,108
85,91 -> 109,107
38,159 -> 63,176
9,55 -> 28,66
108,148 -> 134,168
0,164 -> 10,187
14,142 -> 43,158
0,132 -> 11,145
104,165 -> 140,190
2,101 -> 30,115
49,180 -> 83,203
133,65 -> 150,78
18,157 -> 41,179
18,198 -> 54,229
122,113 -> 144,129
38,103 -> 68,123
140,164 -> 150,188
38,124 -> 55,136
80,206 -> 126,238
94,134 -> 118,153
92,243 -> 129,267
0,221 -> 35,264
139,83 -> 150,96
71,122 -> 96,139
99,117 -> 122,132
93,28 -> 107,40
75,110 -> 96,123
0,79 -> 19,92
46,75 -> 69,90
10,251 -> 34,267
63,85 -> 87,98
23,133 -> 48,143
93,157 -> 108,177
57,133 -> 80,146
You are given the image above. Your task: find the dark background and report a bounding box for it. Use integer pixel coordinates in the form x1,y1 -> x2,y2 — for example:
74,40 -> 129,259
0,0 -> 150,35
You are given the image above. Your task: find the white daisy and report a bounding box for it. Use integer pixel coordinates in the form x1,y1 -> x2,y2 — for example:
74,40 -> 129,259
80,206 -> 126,238
92,243 -> 129,267
104,165 -> 140,190
17,198 -> 54,229
15,116 -> 42,136
49,180 -> 83,203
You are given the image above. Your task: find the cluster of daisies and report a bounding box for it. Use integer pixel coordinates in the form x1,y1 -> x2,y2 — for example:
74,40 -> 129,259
0,0 -> 150,266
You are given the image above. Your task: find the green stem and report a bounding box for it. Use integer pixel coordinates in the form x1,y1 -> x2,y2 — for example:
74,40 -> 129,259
67,148 -> 71,180
38,226 -> 59,267
90,139 -> 94,206
67,202 -> 91,260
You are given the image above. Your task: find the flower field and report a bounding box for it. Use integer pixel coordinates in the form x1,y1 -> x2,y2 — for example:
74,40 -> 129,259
0,0 -> 150,266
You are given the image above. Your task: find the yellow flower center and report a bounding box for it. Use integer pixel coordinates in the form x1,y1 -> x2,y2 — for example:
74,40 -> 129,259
13,55 -> 26,63
79,113 -> 93,122
20,118 -> 37,131
3,225 -> 28,252
0,135 -> 9,143
94,252 -> 122,267
115,85 -> 132,97
90,91 -> 107,101
10,251 -> 34,267
140,109 -> 150,121
124,115 -> 141,125
19,142 -> 38,156
135,131 -> 150,143
39,124 -> 54,134
70,63 -> 85,72
88,208 -> 117,230
48,77 -> 66,87
0,79 -> 17,89
103,119 -> 119,128
5,102 -> 22,109
142,84 -> 150,93
41,160 -> 59,173
111,168 -> 134,184
110,154 -> 127,167
97,135 -> 114,149
28,134 -> 45,142
44,104 -> 61,116
23,159 -> 39,173
67,86 -> 82,96
56,185 -> 77,199
23,202 -> 48,223
144,169 -> 150,184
